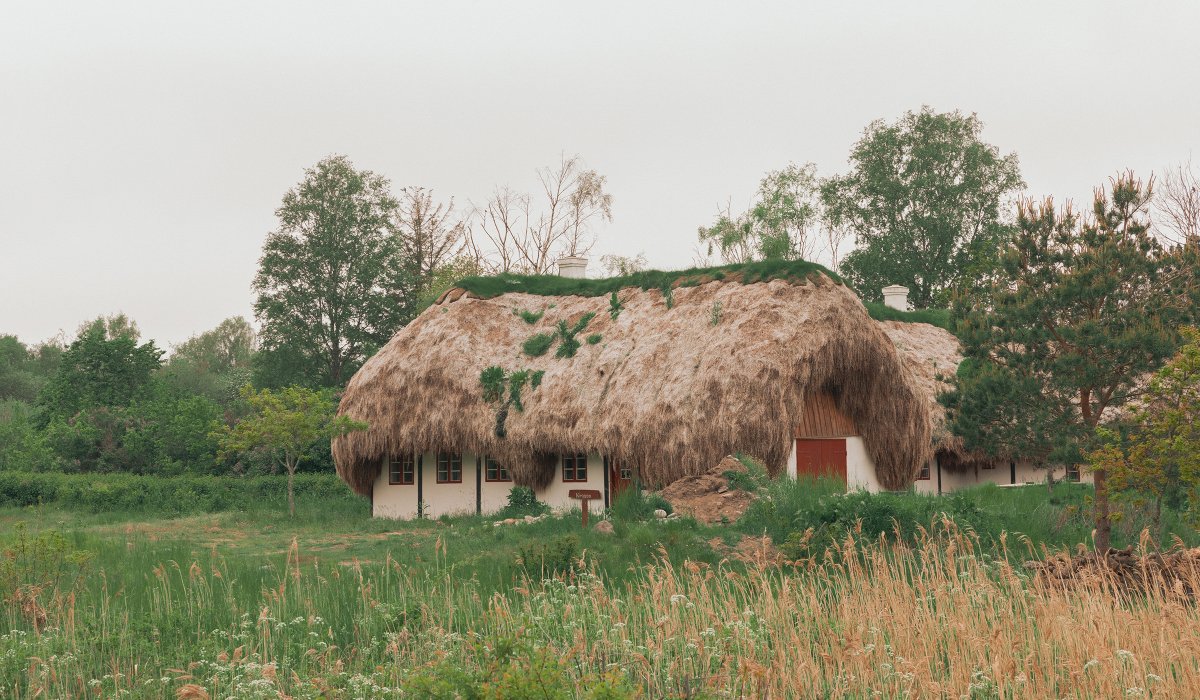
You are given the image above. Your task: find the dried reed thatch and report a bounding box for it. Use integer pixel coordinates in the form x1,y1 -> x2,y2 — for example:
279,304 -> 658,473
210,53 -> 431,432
334,273 -> 932,495
876,319 -> 995,472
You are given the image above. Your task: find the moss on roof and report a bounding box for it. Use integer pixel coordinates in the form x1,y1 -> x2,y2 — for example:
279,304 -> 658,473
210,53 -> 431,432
452,259 -> 841,300
864,302 -> 952,331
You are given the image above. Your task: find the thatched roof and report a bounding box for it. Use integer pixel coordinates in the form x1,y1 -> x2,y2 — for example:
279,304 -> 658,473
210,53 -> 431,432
334,269 -> 937,495
876,319 -> 997,472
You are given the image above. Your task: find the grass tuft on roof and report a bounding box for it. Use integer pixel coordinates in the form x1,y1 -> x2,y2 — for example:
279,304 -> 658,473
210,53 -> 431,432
452,259 -> 841,300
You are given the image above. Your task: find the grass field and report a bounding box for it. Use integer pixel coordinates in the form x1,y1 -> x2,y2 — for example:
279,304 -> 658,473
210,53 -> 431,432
2,475 -> 1199,698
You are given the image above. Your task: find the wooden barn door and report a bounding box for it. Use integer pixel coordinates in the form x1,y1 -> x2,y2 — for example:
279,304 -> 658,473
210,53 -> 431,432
794,438 -> 847,483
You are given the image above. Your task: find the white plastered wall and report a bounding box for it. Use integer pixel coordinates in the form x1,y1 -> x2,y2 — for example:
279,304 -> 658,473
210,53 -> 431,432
536,453 -> 606,514
923,458 -> 1095,494
418,451 -> 480,518
371,457 -> 419,519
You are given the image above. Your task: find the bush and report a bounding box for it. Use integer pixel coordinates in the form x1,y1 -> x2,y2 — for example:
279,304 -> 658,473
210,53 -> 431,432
498,485 -> 549,519
515,308 -> 544,324
609,486 -> 671,522
586,333 -> 602,345
517,534 -> 580,577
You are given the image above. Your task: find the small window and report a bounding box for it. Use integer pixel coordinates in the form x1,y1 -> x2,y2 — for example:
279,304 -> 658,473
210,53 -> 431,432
485,456 -> 511,482
982,461 -> 996,470
562,453 -> 589,482
437,453 -> 462,483
389,454 -> 415,485
619,466 -> 633,481
916,462 -> 931,481
1065,464 -> 1081,482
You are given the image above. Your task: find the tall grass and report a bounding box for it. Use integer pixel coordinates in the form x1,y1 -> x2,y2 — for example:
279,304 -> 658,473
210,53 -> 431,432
4,519 -> 1200,698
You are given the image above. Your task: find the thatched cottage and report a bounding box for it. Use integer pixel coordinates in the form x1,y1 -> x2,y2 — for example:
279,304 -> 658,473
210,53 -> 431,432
333,260 -> 1083,519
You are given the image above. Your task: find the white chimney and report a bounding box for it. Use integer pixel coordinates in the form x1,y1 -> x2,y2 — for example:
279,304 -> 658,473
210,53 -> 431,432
557,255 -> 588,279
882,285 -> 910,311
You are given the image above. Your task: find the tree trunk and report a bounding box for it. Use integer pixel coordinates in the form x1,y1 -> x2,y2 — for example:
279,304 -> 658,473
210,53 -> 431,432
287,458 -> 297,518
1093,466 -> 1111,552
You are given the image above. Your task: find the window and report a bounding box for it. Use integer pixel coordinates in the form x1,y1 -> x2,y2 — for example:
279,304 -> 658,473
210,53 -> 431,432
389,454 -> 415,485
485,456 -> 511,482
619,466 -> 633,481
982,461 -> 996,470
437,453 -> 462,483
562,453 -> 588,482
916,461 -> 931,481
1065,463 -> 1081,482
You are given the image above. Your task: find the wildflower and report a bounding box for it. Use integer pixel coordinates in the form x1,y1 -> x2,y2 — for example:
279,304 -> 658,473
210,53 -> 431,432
1084,659 -> 1100,671
1125,687 -> 1144,697
1116,650 -> 1135,663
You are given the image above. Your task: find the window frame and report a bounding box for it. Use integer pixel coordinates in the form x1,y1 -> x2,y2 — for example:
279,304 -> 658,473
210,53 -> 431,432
562,453 -> 589,482
436,452 -> 463,484
915,461 -> 931,481
389,454 -> 415,485
484,456 -> 511,482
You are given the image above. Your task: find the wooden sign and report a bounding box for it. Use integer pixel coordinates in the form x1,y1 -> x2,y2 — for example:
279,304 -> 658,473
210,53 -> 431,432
568,489 -> 602,526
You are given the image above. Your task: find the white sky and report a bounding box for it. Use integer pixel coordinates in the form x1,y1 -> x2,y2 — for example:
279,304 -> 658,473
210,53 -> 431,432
2,1 -> 1198,349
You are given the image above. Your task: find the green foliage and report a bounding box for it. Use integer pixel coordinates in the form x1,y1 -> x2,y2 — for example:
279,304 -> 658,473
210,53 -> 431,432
451,259 -> 839,299
660,284 -> 674,309
862,302 -> 952,330
38,318 -> 163,420
552,312 -> 595,359
608,486 -> 672,523
943,174 -> 1195,549
515,308 -> 545,324
480,366 -> 506,403
724,454 -> 768,492
608,291 -> 624,320
213,385 -> 367,515
522,333 -> 555,357
253,154 -> 415,387
0,335 -> 61,403
1099,327 -> 1200,527
0,400 -> 56,471
586,333 -> 602,345
0,472 -> 357,514
709,300 -> 723,326
0,524 -> 93,627
517,534 -> 580,577
497,485 -> 549,519
161,316 -> 256,405
698,162 -> 824,263
824,107 -> 1024,308
507,370 -> 530,411
530,370 -> 545,389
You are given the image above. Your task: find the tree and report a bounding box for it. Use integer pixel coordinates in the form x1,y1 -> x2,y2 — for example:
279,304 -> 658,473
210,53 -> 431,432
254,155 -> 411,388
1156,160 -> 1200,247
599,252 -> 648,277
214,385 -> 366,516
39,316 -> 163,421
1094,327 -> 1200,529
824,107 -> 1024,308
943,174 -> 1193,551
163,317 -> 257,404
468,155 -> 612,273
698,162 -> 825,264
394,186 -> 469,311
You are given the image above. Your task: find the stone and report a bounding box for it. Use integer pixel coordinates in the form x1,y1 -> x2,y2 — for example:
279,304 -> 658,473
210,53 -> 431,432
524,515 -> 537,523
654,509 -> 668,519
594,520 -> 615,534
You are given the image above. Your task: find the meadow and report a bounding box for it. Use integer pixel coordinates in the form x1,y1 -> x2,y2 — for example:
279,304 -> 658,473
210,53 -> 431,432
2,474 -> 1199,698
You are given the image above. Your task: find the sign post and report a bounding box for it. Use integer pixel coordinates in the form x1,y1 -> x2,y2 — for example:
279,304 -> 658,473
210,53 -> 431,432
568,489 -> 602,527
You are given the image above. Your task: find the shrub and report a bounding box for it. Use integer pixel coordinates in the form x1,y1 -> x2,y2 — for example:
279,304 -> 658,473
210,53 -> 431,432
609,486 -> 671,522
498,485 -> 549,518
710,300 -> 723,325
522,333 -> 555,357
608,291 -> 623,320
586,334 -> 602,345
518,534 -> 580,577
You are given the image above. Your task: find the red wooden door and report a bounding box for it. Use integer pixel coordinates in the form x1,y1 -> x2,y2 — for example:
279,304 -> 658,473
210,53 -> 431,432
794,438 -> 847,484
609,459 -> 634,498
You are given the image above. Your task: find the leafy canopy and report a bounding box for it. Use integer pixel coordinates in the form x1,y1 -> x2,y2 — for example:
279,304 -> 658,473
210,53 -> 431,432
825,107 -> 1024,308
253,155 -> 413,388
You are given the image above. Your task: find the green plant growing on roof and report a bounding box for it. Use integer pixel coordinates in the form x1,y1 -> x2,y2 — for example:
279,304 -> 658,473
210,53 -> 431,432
661,284 -> 674,309
710,300 -> 723,326
586,334 -> 602,345
608,292 -> 623,320
522,333 -> 555,357
480,365 -> 543,437
554,312 -> 596,359
516,308 -> 544,324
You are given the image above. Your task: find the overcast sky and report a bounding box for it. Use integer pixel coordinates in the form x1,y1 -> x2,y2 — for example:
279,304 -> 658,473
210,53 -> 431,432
2,1 -> 1198,349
